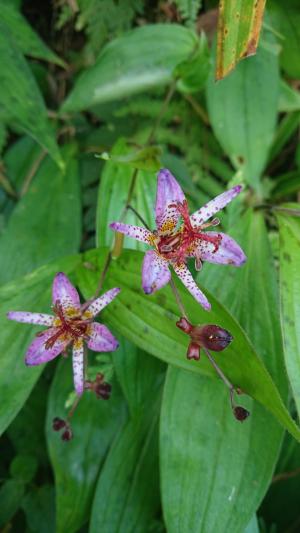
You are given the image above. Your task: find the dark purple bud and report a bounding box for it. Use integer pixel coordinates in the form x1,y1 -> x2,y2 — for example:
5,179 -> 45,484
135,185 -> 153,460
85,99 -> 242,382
194,324 -> 233,352
96,382 -> 112,400
176,317 -> 193,335
61,427 -> 73,441
52,417 -> 66,431
233,406 -> 250,422
187,342 -> 200,360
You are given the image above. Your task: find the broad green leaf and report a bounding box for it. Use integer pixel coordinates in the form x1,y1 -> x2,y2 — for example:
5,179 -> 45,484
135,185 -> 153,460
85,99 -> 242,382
207,35 -> 279,192
99,144 -> 162,172
61,24 -> 198,112
0,255 -> 80,437
176,33 -> 210,93
244,515 -> 259,533
96,139 -> 156,250
160,210 -> 286,533
76,247 -> 300,441
0,20 -> 63,168
272,171 -> 300,200
216,0 -> 266,80
269,0 -> 300,79
0,478 -> 25,526
47,358 -> 126,533
0,144 -> 81,285
90,341 -> 164,533
0,0 -> 64,66
22,485 -> 55,533
279,80 -> 300,112
277,208 -> 300,417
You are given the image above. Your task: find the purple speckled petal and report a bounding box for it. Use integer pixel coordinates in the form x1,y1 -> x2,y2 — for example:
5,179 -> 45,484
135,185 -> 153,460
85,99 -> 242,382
84,287 -> 120,318
109,222 -> 152,244
87,323 -> 119,352
52,272 -> 80,311
194,232 -> 247,266
173,263 -> 211,311
7,311 -> 54,326
190,185 -> 243,226
155,169 -> 185,233
142,250 -> 171,294
25,328 -> 69,366
72,339 -> 84,396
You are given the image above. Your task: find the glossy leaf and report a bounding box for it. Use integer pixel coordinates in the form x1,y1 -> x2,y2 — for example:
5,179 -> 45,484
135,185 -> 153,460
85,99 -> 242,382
90,339 -> 164,533
61,24 -> 198,112
277,207 -> 300,417
0,20 -> 63,167
76,247 -> 300,441
160,210 -> 286,533
216,0 -> 266,80
47,358 -> 126,533
0,144 -> 81,284
0,0 -> 64,66
269,0 -> 300,79
0,255 -> 80,436
207,35 -> 279,192
96,139 -> 156,250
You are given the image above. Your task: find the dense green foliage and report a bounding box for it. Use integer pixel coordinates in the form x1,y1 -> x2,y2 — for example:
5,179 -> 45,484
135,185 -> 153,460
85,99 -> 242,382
0,1 -> 300,532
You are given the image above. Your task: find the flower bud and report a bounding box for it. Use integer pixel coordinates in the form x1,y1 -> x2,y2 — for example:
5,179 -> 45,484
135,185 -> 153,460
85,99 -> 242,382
61,427 -> 73,441
176,317 -> 193,335
52,417 -> 66,431
187,342 -> 200,360
194,324 -> 233,352
233,406 -> 250,422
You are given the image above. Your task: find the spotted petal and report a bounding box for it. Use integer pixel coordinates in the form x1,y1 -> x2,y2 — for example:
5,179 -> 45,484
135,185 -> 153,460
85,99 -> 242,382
87,323 -> 119,352
173,263 -> 211,311
109,222 -> 152,244
52,272 -> 80,312
155,169 -> 185,233
190,185 -> 242,227
72,338 -> 85,396
84,287 -> 120,318
142,250 -> 171,294
25,327 -> 69,366
7,311 -> 54,326
194,232 -> 246,266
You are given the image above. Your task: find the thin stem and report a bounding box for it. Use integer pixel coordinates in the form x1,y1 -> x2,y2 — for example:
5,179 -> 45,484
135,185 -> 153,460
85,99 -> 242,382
272,467 -> 300,484
67,395 -> 81,420
20,150 -> 47,197
203,347 -> 234,392
147,79 -> 177,145
169,277 -> 188,319
184,94 -> 210,125
255,204 -> 300,217
126,204 -> 151,230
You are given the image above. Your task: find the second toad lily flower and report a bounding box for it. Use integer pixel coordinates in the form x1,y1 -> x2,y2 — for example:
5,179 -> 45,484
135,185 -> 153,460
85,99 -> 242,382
110,169 -> 246,311
7,273 -> 120,396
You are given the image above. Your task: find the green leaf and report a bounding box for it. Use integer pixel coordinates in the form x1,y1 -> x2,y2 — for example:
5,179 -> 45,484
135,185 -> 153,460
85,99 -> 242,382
46,358 -> 126,533
207,35 -> 279,192
176,32 -> 210,93
22,485 -> 55,533
0,0 -> 65,66
96,139 -> 156,249
173,0 -> 202,24
216,0 -> 266,80
0,144 -> 81,285
269,0 -> 300,79
90,339 -> 164,533
0,20 -> 63,168
0,479 -> 25,526
76,247 -> 300,441
276,207 -> 300,417
10,454 -> 38,483
160,210 -> 286,533
278,80 -> 300,112
61,24 -> 198,112
0,255 -> 80,436
98,144 -> 162,172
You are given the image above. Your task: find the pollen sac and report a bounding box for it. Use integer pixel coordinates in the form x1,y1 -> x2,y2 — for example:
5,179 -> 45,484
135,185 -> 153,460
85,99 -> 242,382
187,342 -> 200,360
233,406 -> 250,422
96,382 -> 112,400
52,417 -> 66,431
194,324 -> 233,352
61,427 -> 73,441
176,317 -> 193,335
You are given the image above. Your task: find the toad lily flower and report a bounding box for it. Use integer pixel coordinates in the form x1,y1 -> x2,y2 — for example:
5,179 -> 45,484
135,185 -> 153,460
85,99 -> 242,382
110,169 -> 246,310
7,272 -> 120,396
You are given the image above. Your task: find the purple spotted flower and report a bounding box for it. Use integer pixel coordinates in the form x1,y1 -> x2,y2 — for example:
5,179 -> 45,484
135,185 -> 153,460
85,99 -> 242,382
110,169 -> 246,311
7,273 -> 120,396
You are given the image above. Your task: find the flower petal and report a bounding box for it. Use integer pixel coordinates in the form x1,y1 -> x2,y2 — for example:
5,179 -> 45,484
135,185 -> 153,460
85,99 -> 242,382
190,185 -> 243,226
7,311 -> 54,326
72,338 -> 85,396
142,250 -> 171,294
173,263 -> 211,310
87,322 -> 119,352
155,169 -> 185,233
52,272 -> 80,312
109,222 -> 152,244
194,232 -> 247,266
25,328 -> 69,366
84,287 -> 121,318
